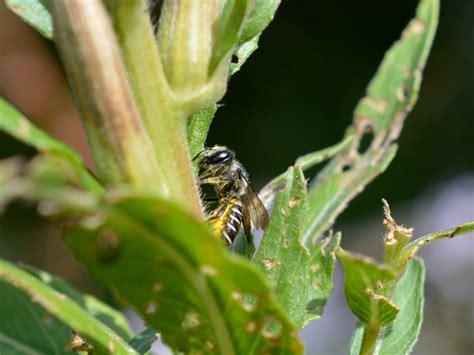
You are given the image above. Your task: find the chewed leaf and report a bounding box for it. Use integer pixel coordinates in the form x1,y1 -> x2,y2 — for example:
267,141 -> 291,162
395,221 -> 474,273
255,166 -> 340,328
349,259 -> 425,355
302,0 -> 439,243
0,156 -> 302,353
6,0 -> 53,39
0,259 -> 135,354
338,249 -> 399,326
65,195 -> 303,354
259,135 -> 354,207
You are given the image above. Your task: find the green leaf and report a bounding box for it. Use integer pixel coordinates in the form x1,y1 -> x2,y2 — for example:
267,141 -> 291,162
6,0 -> 53,39
24,266 -> 132,341
349,259 -> 425,355
338,249 -> 399,327
128,328 -> 158,354
0,259 -> 136,354
187,104 -> 217,160
254,166 -> 340,328
210,0 -> 251,74
238,0 -> 280,44
301,0 -> 439,243
230,0 -> 281,74
0,157 -> 302,353
395,221 -> 474,274
259,134 -> 354,207
0,98 -> 101,192
64,195 -> 303,354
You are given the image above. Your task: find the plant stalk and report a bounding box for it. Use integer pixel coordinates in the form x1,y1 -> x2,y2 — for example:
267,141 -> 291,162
50,0 -> 204,218
360,324 -> 381,355
106,0 -> 204,219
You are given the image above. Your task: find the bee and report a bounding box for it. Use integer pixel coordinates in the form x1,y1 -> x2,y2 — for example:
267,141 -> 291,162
195,146 -> 269,245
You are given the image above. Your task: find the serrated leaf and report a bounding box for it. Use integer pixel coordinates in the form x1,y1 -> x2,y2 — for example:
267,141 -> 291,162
0,259 -> 135,354
301,0 -> 439,243
24,266 -> 132,341
64,195 -> 303,354
128,327 -> 158,354
338,250 -> 399,327
6,0 -> 53,39
0,98 -> 100,192
255,166 -> 340,328
349,259 -> 425,355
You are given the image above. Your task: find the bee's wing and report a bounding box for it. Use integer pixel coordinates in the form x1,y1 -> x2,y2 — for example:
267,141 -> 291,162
238,169 -> 269,231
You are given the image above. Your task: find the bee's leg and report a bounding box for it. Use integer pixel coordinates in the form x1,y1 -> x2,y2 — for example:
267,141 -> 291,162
199,177 -> 222,185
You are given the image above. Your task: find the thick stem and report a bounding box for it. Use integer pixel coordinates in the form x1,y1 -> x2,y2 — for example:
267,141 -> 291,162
50,0 -> 203,218
106,0 -> 204,219
50,0 -> 162,191
360,324 -> 381,355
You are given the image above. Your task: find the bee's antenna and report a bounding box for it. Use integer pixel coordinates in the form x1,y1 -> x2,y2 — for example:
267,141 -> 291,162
192,149 -> 206,161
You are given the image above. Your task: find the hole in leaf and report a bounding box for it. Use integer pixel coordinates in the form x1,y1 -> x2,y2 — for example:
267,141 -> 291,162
358,129 -> 375,155
182,311 -> 201,329
146,301 -> 158,315
262,318 -> 282,340
231,291 -> 258,312
231,54 -> 239,64
341,164 -> 351,173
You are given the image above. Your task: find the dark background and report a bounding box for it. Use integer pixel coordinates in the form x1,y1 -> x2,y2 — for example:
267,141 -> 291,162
0,0 -> 473,354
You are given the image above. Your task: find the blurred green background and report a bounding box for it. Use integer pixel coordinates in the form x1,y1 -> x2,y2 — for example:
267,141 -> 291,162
0,0 -> 472,354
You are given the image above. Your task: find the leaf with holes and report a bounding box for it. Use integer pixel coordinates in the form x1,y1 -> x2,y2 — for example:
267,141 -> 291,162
301,0 -> 439,244
0,98 -> 100,192
349,259 -> 425,355
259,135 -> 354,207
6,0 -> 53,39
254,166 -> 340,329
0,259 -> 135,354
64,195 -> 303,354
394,221 -> 474,274
0,156 -> 302,353
338,249 -> 399,327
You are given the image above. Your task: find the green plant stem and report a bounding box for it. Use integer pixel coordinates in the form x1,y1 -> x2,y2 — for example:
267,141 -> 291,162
49,0 -> 162,190
106,0 -> 204,219
360,324 -> 381,355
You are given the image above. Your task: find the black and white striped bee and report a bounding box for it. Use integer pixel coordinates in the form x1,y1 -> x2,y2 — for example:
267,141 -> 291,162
194,146 -> 269,245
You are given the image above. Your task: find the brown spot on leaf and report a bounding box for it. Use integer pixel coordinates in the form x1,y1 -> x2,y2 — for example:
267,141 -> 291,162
289,196 -> 302,208
262,257 -> 279,270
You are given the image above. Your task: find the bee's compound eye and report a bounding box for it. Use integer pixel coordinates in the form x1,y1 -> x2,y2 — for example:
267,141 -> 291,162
205,150 -> 233,164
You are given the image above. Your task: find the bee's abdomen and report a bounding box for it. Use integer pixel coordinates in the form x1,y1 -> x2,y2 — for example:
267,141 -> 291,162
207,197 -> 243,245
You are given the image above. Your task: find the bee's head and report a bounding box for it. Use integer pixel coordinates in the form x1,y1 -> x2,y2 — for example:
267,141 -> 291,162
199,146 -> 234,166
195,146 -> 234,177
